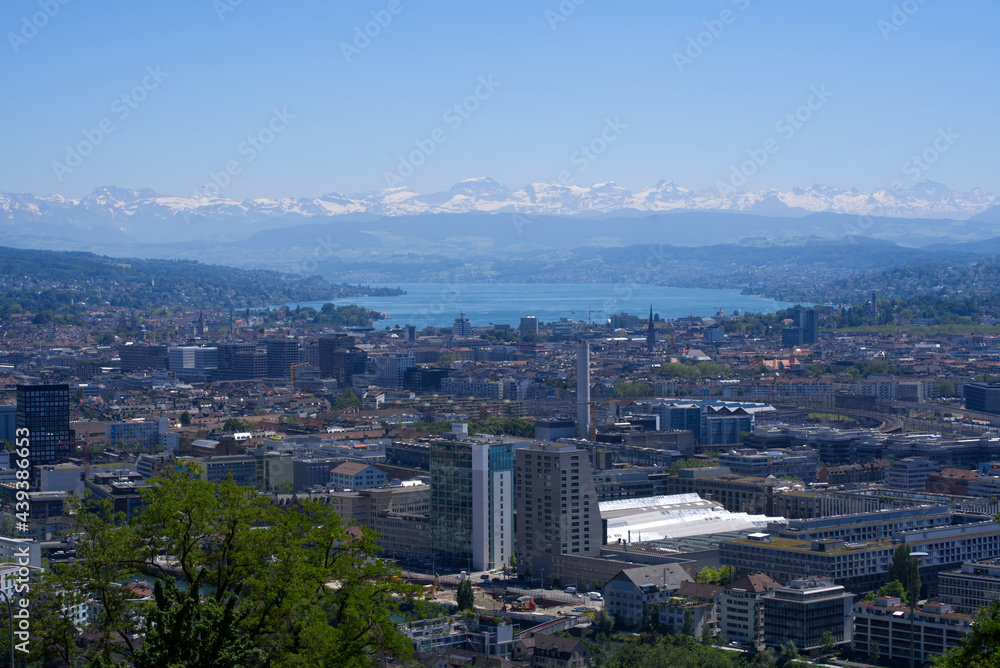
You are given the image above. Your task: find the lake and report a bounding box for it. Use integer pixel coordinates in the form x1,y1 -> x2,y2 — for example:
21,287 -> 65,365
284,283 -> 802,330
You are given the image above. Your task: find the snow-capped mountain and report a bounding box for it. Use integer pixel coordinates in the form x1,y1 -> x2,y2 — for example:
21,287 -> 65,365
1,178 -> 996,244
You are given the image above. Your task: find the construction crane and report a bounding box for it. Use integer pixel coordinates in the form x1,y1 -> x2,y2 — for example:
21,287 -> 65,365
290,362 -> 310,387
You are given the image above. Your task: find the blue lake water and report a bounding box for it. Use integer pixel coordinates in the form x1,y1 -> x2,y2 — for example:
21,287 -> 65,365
286,283 -> 802,330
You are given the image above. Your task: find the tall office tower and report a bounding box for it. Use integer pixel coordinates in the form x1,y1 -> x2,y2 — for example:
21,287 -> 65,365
780,306 -> 819,346
318,335 -> 353,377
266,338 -> 301,380
168,346 -> 219,383
647,305 -> 655,353
514,443 -> 602,579
405,324 -> 417,343
519,316 -> 539,336
453,312 -> 472,337
119,344 -> 168,373
216,342 -> 260,380
16,384 -> 71,466
576,341 -> 590,438
429,435 -> 513,571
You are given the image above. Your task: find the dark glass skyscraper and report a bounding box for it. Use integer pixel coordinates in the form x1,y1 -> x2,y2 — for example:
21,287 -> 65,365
16,384 -> 71,466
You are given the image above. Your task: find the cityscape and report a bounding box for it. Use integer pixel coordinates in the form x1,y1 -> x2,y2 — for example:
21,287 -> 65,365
4,1 -> 1000,667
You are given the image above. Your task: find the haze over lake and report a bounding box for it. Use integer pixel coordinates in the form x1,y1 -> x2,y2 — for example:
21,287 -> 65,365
286,283 -> 803,330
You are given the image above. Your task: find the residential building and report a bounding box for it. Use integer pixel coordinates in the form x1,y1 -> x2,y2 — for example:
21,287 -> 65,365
17,384 -> 71,467
515,443 -> 602,579
105,418 -> 177,451
852,597 -> 972,664
528,634 -> 591,668
926,467 -> 979,495
198,455 -> 257,486
938,558 -> 1000,612
720,573 -> 783,650
722,520 -> 1000,596
430,435 -> 513,571
329,461 -> 386,489
762,578 -> 853,656
654,581 -> 723,637
886,457 -> 938,491
603,564 -> 693,627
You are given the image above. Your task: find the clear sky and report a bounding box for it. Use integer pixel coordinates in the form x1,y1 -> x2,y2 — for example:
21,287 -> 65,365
2,0 -> 997,199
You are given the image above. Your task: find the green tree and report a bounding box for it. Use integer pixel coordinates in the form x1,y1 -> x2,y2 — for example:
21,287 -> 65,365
868,639 -> 880,664
933,601 -> 1000,667
180,410 -> 191,426
34,466 -> 417,667
133,572 -> 267,668
779,639 -> 799,665
456,580 -> 475,612
681,609 -> 695,636
820,630 -> 837,656
751,649 -> 778,668
335,390 -> 361,409
887,544 -> 915,593
222,417 -> 247,432
938,379 -> 955,397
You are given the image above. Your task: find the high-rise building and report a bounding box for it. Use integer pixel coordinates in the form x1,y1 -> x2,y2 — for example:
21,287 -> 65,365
515,443 -> 602,578
0,405 -> 16,446
430,434 -> 513,571
519,316 -> 539,336
374,352 -> 416,389
168,346 -> 218,383
119,344 -> 168,373
318,335 -> 354,377
405,324 -> 417,342
217,342 -> 264,380
781,306 -> 818,346
965,382 -> 1000,415
16,384 -> 71,467
266,339 -> 301,380
453,312 -> 472,337
331,348 -> 368,387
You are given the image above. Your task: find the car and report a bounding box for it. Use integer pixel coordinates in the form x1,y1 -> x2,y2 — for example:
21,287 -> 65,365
565,586 -> 577,594
589,592 -> 603,601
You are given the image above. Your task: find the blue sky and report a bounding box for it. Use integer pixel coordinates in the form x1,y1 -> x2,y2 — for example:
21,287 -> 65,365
2,0 -> 997,199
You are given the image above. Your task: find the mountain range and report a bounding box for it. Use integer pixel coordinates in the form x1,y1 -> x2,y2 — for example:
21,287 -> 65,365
3,179 -> 997,243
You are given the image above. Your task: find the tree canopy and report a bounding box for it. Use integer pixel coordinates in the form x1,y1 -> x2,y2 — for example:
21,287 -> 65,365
31,465 -> 417,667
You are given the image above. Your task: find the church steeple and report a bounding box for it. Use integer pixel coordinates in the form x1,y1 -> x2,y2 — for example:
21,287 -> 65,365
647,305 -> 655,353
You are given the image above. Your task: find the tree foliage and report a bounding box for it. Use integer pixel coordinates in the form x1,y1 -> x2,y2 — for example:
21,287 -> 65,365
33,466 -> 417,667
933,601 -> 1000,667
456,580 -> 475,612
